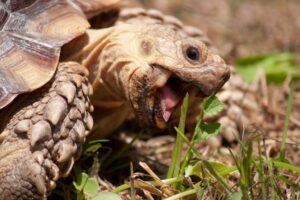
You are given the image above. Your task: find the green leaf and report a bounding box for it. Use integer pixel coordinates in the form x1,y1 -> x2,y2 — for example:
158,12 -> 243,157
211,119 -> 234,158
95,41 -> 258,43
84,143 -> 102,154
83,139 -> 108,155
276,175 -> 300,191
203,95 -> 224,117
235,53 -> 300,84
73,172 -> 89,191
194,122 -> 221,141
83,177 -> 99,197
185,161 -> 237,177
73,173 -> 101,199
208,162 -> 238,176
202,160 -> 231,194
228,191 -> 243,200
272,160 -> 300,174
92,192 -> 122,200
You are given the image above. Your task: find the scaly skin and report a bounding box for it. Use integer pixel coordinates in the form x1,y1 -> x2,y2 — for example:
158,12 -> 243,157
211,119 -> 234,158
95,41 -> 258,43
0,62 -> 93,199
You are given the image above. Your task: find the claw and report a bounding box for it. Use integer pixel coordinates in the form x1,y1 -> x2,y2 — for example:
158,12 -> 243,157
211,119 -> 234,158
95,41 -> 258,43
43,159 -> 59,182
30,121 -> 52,147
48,180 -> 56,190
27,162 -> 46,196
60,157 -> 74,177
73,120 -> 86,143
56,82 -> 76,103
56,138 -> 74,163
33,151 -> 44,165
85,112 -> 93,130
44,96 -> 67,126
82,83 -> 89,96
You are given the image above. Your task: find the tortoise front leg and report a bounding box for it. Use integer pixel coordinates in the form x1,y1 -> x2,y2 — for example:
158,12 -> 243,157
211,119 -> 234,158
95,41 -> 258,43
0,62 -> 93,199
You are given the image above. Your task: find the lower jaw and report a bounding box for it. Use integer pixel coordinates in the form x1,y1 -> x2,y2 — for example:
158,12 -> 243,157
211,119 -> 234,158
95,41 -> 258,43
132,88 -> 180,130
152,97 -> 168,129
134,101 -> 167,130
154,114 -> 167,129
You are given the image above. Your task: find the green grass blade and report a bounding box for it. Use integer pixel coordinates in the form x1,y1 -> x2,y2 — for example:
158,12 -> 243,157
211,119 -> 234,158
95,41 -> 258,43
276,175 -> 300,192
272,160 -> 300,174
174,127 -> 202,158
239,142 -> 254,198
279,81 -> 294,161
257,137 -> 267,200
267,159 -> 282,199
164,188 -> 197,200
167,93 -> 189,179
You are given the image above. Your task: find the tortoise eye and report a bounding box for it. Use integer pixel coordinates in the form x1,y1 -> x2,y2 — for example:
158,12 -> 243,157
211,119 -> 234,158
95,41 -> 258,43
185,46 -> 200,62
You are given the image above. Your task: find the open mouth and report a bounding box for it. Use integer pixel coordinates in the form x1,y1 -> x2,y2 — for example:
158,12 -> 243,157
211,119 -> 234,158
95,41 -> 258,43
153,76 -> 205,129
129,62 -> 230,130
155,77 -> 182,124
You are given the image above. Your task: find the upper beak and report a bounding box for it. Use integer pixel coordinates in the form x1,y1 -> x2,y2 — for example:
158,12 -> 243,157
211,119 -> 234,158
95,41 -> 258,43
169,62 -> 231,96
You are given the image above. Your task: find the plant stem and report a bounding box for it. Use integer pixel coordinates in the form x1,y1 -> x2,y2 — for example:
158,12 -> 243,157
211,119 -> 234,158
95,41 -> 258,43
112,177 -> 184,193
164,188 -> 196,200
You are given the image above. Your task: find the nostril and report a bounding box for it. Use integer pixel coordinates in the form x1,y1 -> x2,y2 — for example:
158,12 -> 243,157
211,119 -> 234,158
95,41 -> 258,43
222,70 -> 231,81
214,64 -> 231,80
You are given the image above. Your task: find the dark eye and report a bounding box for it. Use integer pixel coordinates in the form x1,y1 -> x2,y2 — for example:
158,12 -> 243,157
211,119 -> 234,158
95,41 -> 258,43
186,46 -> 200,61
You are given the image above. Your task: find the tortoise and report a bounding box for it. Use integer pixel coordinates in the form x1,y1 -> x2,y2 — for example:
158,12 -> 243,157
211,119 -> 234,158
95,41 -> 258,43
0,0 -> 230,199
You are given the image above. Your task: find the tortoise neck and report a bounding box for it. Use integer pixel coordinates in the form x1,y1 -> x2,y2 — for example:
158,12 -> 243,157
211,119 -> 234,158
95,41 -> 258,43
67,25 -> 143,103
64,27 -> 134,137
77,25 -> 140,102
64,28 -> 113,81
64,27 -> 123,102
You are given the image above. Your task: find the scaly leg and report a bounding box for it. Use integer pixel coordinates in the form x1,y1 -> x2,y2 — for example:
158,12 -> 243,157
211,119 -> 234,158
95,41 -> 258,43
0,62 -> 93,199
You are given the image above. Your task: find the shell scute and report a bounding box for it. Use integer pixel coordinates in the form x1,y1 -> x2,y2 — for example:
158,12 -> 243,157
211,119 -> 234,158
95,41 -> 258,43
0,0 -> 90,109
4,0 -> 37,12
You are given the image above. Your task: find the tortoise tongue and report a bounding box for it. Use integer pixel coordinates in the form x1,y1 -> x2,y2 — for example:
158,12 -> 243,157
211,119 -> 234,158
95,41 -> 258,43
157,84 -> 181,122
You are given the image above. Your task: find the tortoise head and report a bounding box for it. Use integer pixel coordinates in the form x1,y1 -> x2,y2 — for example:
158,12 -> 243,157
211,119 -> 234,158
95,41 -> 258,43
97,24 -> 230,129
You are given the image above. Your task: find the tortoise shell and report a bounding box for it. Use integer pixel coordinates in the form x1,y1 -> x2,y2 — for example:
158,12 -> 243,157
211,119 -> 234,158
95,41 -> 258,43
0,0 -> 119,109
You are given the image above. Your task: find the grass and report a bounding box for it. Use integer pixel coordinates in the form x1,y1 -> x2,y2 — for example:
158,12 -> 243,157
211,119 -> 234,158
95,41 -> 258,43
167,94 -> 189,180
279,81 -> 295,161
51,83 -> 300,200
